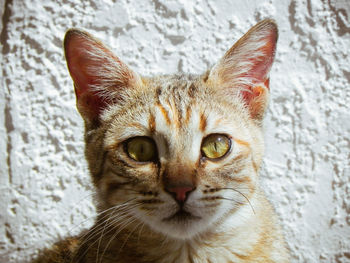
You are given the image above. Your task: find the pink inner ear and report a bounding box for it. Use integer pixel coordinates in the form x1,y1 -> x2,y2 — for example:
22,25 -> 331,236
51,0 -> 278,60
71,53 -> 108,118
64,32 -> 120,122
246,31 -> 277,86
241,78 -> 269,104
66,36 -> 107,96
239,26 -> 277,106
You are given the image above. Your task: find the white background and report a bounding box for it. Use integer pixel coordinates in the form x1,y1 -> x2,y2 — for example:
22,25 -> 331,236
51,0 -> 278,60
1,0 -> 349,262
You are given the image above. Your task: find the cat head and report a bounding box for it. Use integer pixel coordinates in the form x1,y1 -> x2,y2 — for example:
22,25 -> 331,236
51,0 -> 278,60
64,19 -> 278,239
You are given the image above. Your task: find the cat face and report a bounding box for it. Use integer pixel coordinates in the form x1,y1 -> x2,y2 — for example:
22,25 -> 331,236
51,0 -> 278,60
64,20 -> 278,239
98,75 -> 262,239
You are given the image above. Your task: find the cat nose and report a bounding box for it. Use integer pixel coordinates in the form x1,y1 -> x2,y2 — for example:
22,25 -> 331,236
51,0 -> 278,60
165,185 -> 195,203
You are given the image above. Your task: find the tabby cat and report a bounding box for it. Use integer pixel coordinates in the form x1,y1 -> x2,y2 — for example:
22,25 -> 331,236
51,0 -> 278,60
34,19 -> 289,263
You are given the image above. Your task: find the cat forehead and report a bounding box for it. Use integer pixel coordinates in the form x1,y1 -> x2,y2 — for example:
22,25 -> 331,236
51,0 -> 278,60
146,74 -> 203,98
103,75 -> 249,143
102,73 -> 247,126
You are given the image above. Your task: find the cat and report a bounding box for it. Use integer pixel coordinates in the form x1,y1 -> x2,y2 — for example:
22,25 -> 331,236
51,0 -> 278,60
33,19 -> 289,263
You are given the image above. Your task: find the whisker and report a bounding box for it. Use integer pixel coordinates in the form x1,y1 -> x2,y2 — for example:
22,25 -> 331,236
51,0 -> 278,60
218,197 -> 245,206
78,200 -> 138,248
137,222 -> 146,245
219,193 -> 256,215
159,235 -> 169,249
67,203 -> 124,238
98,216 -> 138,263
74,211 -> 135,263
72,200 -> 139,262
81,204 -> 138,251
119,221 -> 143,253
97,209 -> 138,260
218,187 -> 254,206
225,188 -> 266,198
95,207 -> 120,263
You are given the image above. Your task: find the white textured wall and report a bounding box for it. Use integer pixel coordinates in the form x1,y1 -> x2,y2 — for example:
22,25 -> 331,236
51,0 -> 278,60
1,0 -> 349,262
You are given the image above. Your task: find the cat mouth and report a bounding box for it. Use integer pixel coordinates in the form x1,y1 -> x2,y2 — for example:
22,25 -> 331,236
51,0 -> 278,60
163,209 -> 201,222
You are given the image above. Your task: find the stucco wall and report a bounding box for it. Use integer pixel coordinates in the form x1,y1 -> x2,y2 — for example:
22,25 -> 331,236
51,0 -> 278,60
1,0 -> 349,262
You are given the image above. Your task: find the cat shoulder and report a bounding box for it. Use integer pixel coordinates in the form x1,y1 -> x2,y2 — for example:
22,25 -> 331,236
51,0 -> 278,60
32,237 -> 80,263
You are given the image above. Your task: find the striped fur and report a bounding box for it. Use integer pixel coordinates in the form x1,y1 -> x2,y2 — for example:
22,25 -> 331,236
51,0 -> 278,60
34,19 -> 289,262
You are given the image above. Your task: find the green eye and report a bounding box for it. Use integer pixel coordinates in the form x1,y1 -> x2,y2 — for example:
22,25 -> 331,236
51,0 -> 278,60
201,134 -> 231,159
126,137 -> 157,162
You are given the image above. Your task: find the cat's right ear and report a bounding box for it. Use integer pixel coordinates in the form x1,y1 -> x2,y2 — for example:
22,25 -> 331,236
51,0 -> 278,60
64,29 -> 142,125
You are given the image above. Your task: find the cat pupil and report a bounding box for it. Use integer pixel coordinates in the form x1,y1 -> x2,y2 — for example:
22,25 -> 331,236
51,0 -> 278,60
140,144 -> 144,154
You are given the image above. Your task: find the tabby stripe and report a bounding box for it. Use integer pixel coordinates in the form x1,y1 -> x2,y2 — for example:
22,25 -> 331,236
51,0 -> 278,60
107,158 -> 135,170
219,172 -> 252,184
129,122 -> 145,129
252,157 -> 259,172
167,98 -> 181,128
199,112 -> 207,132
221,152 -> 250,173
187,83 -> 197,98
231,163 -> 247,174
157,103 -> 171,125
156,87 -> 162,97
148,113 -> 156,133
139,199 -> 163,204
106,181 -> 133,195
231,252 -> 249,260
233,139 -> 260,173
231,175 -> 251,183
231,152 -> 250,163
185,105 -> 192,124
234,138 -> 250,147
200,196 -> 221,201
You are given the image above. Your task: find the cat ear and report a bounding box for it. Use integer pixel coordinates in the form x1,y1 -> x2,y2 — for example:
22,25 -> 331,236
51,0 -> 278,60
208,19 -> 278,121
64,29 -> 142,124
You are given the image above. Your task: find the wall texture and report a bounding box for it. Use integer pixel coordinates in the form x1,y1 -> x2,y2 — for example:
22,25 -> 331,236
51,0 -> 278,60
1,0 -> 349,262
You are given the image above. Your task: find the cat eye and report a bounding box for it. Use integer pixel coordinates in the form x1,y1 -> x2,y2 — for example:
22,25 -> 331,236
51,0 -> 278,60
201,134 -> 231,160
125,137 -> 157,162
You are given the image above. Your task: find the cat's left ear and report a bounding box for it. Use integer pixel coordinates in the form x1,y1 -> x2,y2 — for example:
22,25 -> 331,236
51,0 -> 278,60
208,19 -> 278,121
64,29 -> 142,125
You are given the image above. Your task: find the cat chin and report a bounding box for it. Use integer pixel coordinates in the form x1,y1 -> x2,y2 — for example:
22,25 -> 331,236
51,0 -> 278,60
137,211 -> 217,240
148,219 -> 209,240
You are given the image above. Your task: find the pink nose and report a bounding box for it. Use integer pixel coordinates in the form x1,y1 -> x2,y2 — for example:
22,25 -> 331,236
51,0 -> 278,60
166,186 -> 195,203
